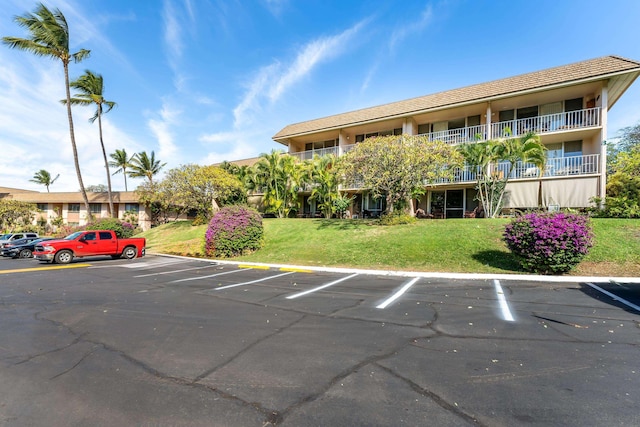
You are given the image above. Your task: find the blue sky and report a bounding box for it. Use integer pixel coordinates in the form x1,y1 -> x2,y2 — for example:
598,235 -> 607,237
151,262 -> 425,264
2,0 -> 640,191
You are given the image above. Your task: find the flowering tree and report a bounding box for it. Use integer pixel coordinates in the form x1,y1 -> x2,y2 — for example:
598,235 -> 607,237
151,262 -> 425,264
339,134 -> 463,214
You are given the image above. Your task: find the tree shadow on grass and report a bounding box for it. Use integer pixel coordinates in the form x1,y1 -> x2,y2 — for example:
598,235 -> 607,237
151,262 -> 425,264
314,219 -> 376,230
472,250 -> 524,273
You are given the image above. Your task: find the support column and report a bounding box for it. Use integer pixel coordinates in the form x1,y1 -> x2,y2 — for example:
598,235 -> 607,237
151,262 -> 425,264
486,102 -> 492,140
338,130 -> 348,156
599,83 -> 608,207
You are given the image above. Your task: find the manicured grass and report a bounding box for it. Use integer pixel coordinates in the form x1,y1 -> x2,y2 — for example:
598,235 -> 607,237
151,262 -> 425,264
139,218 -> 640,276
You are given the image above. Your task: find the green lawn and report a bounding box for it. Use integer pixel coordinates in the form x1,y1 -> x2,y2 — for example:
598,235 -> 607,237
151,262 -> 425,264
139,218 -> 640,276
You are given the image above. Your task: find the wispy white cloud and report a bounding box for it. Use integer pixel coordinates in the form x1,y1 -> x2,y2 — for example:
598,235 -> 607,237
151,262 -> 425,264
146,101 -> 181,164
162,0 -> 183,66
233,20 -> 367,128
199,129 -> 277,165
388,3 -> 433,50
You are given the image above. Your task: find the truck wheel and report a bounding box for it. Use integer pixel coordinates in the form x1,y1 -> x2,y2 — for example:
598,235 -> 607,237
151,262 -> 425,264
19,249 -> 33,258
54,250 -> 73,264
122,246 -> 137,260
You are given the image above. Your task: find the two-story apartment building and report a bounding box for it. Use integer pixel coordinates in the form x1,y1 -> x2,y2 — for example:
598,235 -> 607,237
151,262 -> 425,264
273,55 -> 640,218
0,187 -> 152,230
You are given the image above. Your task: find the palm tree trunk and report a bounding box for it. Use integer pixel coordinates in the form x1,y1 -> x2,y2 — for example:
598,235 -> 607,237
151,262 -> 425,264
97,111 -> 115,218
124,167 -> 128,192
64,61 -> 91,218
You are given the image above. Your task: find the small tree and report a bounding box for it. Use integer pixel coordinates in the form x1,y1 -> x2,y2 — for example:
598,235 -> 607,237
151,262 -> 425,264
340,134 -> 463,214
305,154 -> 341,218
249,150 -> 303,218
0,200 -> 37,231
460,131 -> 545,218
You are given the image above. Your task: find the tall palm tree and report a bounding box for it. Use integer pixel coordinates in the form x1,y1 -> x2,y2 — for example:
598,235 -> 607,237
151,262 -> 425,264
109,148 -> 133,191
29,169 -> 59,192
66,70 -> 116,217
129,151 -> 166,184
3,3 -> 91,213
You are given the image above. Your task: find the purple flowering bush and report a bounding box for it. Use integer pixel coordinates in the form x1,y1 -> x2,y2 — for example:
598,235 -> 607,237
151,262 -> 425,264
503,212 -> 593,274
204,206 -> 264,258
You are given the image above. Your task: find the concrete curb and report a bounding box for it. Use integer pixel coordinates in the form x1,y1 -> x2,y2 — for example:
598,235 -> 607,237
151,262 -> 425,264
149,253 -> 640,284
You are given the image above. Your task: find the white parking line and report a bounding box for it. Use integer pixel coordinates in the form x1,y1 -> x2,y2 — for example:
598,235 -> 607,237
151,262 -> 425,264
376,277 -> 420,309
286,273 -> 359,300
135,264 -> 219,278
214,271 -> 294,290
170,269 -> 244,283
494,279 -> 515,322
586,282 -> 640,312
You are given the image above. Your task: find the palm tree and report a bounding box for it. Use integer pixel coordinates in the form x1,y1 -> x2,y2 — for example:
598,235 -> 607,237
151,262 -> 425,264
250,150 -> 302,218
129,151 -> 166,184
109,148 -> 133,191
29,169 -> 59,192
3,3 -> 91,213
307,154 -> 341,218
66,70 -> 116,217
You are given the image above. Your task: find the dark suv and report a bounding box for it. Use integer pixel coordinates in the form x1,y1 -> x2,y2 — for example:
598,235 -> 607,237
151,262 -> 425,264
1,237 -> 52,258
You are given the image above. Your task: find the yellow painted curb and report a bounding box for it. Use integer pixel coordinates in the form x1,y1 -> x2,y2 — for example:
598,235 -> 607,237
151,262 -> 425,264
238,264 -> 270,270
0,263 -> 91,274
280,267 -> 313,273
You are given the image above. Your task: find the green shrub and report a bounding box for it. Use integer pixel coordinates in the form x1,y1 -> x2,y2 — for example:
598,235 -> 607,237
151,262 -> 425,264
378,212 -> 417,226
204,206 -> 264,258
85,218 -> 136,238
503,212 -> 593,274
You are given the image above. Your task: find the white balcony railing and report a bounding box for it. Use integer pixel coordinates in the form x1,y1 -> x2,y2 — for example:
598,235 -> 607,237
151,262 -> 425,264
432,154 -> 600,185
491,107 -> 601,139
288,107 -> 601,160
419,124 -> 487,145
289,146 -> 339,162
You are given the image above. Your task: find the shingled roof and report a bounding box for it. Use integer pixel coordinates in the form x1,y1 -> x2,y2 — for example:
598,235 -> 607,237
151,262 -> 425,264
273,55 -> 640,141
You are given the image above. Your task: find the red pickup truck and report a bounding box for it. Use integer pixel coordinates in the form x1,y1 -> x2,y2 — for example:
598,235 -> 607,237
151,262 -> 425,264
34,230 -> 146,264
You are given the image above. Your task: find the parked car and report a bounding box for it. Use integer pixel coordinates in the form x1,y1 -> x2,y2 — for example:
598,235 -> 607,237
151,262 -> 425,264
34,230 -> 146,264
1,237 -> 55,259
0,232 -> 39,249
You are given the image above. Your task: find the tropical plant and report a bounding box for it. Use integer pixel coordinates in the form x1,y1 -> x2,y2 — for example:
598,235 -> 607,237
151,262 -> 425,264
340,134 -> 463,215
109,148 -> 133,191
503,212 -> 593,274
460,130 -> 545,218
66,69 -> 116,217
29,169 -> 59,192
306,154 -> 341,218
250,150 -> 302,218
3,3 -> 91,213
204,205 -> 264,258
129,151 -> 166,184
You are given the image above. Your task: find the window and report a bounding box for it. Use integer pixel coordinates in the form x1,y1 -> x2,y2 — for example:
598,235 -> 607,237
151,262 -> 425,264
37,203 -> 47,211
355,128 -> 402,142
516,106 -> 538,119
99,231 -> 113,240
89,203 -> 102,214
125,203 -> 139,213
84,232 -> 96,241
564,140 -> 582,157
68,203 -> 80,213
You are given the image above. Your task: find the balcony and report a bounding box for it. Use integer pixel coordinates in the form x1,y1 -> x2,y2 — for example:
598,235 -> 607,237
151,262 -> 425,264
433,154 -> 600,185
288,107 -> 602,161
289,146 -> 339,162
491,107 -> 601,139
416,107 -> 601,145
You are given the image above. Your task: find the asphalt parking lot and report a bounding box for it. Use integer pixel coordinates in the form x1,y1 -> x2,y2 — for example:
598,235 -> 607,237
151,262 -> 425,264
0,255 -> 638,426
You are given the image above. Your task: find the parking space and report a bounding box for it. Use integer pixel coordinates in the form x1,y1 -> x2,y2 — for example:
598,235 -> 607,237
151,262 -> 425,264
0,254 -> 638,425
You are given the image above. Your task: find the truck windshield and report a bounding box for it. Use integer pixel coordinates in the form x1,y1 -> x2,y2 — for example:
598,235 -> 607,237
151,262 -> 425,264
63,232 -> 84,240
